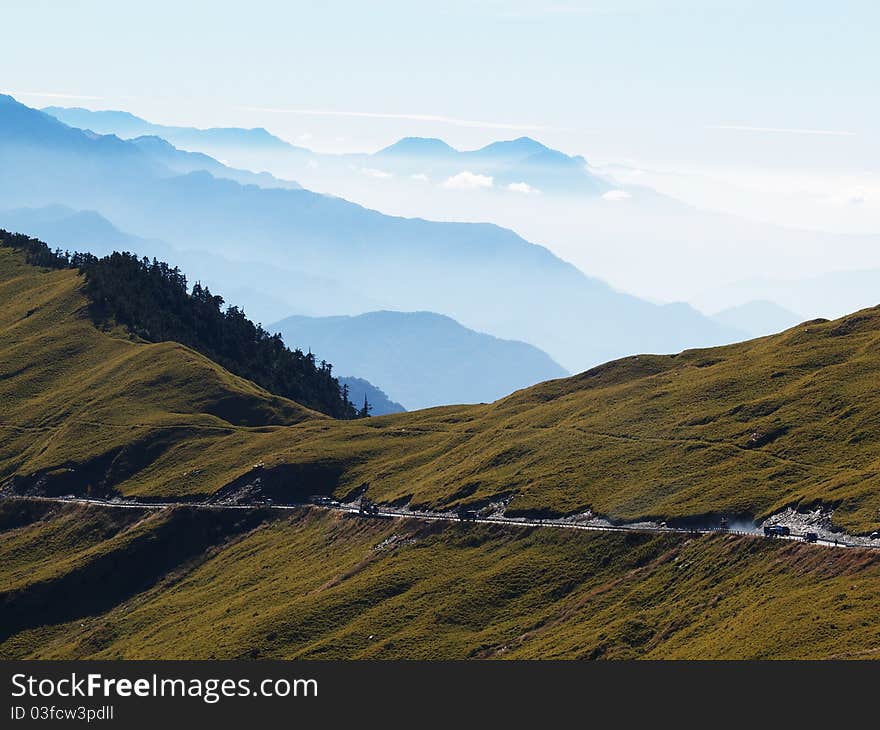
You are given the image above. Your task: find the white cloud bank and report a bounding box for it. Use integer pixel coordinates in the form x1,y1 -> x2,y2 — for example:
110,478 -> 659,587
507,181 -> 540,194
361,167 -> 392,179
442,171 -> 494,191
601,189 -> 631,201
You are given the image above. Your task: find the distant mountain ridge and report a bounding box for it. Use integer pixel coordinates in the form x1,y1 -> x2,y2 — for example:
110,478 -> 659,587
3,94 -> 744,372
43,105 -> 305,153
43,105 -> 608,196
711,300 -> 803,339
270,310 -> 569,410
338,376 -> 405,416
372,135 -> 605,194
0,205 -> 385,325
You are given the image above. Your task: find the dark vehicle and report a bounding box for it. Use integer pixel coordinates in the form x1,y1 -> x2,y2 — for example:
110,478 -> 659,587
359,498 -> 380,516
263,498 -> 274,507
803,532 -> 818,543
763,525 -> 790,537
870,531 -> 880,540
457,508 -> 479,522
719,517 -> 729,531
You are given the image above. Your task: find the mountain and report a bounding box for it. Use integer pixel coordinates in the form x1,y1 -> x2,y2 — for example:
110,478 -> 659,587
0,205 -> 383,324
43,105 -> 307,155
711,300 -> 803,338
338,376 -> 405,415
2,243 -> 880,660
5,235 -> 880,532
129,135 -> 301,189
271,311 -> 568,410
373,135 -> 608,195
1,95 -> 742,372
694,269 -> 880,324
43,106 -> 609,196
1,232 -> 361,419
375,137 -> 457,158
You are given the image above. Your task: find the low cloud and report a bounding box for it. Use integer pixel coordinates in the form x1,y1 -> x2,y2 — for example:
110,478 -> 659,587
361,167 -> 393,179
601,189 -> 631,201
442,171 -> 494,191
507,181 -> 540,194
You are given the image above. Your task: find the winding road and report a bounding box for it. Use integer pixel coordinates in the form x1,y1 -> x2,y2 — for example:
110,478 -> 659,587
3,492 -> 877,551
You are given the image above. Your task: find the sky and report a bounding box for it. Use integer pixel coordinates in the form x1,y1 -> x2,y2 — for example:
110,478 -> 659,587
6,0 -> 877,161
4,0 -> 880,302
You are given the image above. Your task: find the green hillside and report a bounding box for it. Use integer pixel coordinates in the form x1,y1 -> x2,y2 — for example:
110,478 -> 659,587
2,501 -> 879,660
3,241 -> 880,659
2,240 -> 880,533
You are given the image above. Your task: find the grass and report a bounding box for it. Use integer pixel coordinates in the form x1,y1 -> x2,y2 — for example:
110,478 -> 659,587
2,501 -> 879,660
3,249 -> 880,659
3,247 -> 880,531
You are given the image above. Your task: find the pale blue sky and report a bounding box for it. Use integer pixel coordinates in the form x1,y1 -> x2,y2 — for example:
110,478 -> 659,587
5,0 -> 877,171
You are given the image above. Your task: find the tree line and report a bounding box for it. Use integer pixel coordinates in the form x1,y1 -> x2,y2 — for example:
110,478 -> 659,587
1,230 -> 369,419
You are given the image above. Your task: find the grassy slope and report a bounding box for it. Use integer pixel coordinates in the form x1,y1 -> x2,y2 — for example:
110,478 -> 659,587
2,503 -> 879,660
2,248 -> 880,531
0,248 -> 320,498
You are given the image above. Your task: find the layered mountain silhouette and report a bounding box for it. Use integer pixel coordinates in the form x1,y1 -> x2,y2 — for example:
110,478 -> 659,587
711,300 -> 803,339
44,106 -> 608,196
372,136 -> 608,195
0,204 -> 382,325
3,94 -> 744,371
271,311 -> 568,410
338,376 -> 405,416
43,105 -> 308,157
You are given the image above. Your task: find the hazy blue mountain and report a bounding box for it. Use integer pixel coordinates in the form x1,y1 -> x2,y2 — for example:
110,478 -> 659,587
0,204 -> 157,256
43,105 -> 306,155
44,105 -> 607,196
0,204 -> 384,325
338,376 -> 406,416
129,136 -> 301,189
373,135 -> 608,195
374,137 -> 458,159
2,95 -> 745,372
711,300 -> 802,338
270,311 -> 569,410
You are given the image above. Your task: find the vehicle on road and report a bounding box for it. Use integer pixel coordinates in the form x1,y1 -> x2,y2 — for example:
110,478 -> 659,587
457,508 -> 478,522
313,496 -> 339,507
803,532 -> 818,543
763,525 -> 790,537
359,497 -> 380,516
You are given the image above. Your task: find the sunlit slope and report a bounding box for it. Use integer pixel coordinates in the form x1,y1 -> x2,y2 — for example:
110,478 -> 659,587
253,308 -> 880,532
3,249 -> 880,532
0,248 -> 318,497
3,503 -> 879,660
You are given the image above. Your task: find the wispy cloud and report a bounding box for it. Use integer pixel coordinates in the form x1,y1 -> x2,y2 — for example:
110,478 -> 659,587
8,90 -> 106,101
442,171 -> 494,190
237,106 -> 556,132
710,125 -> 856,137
